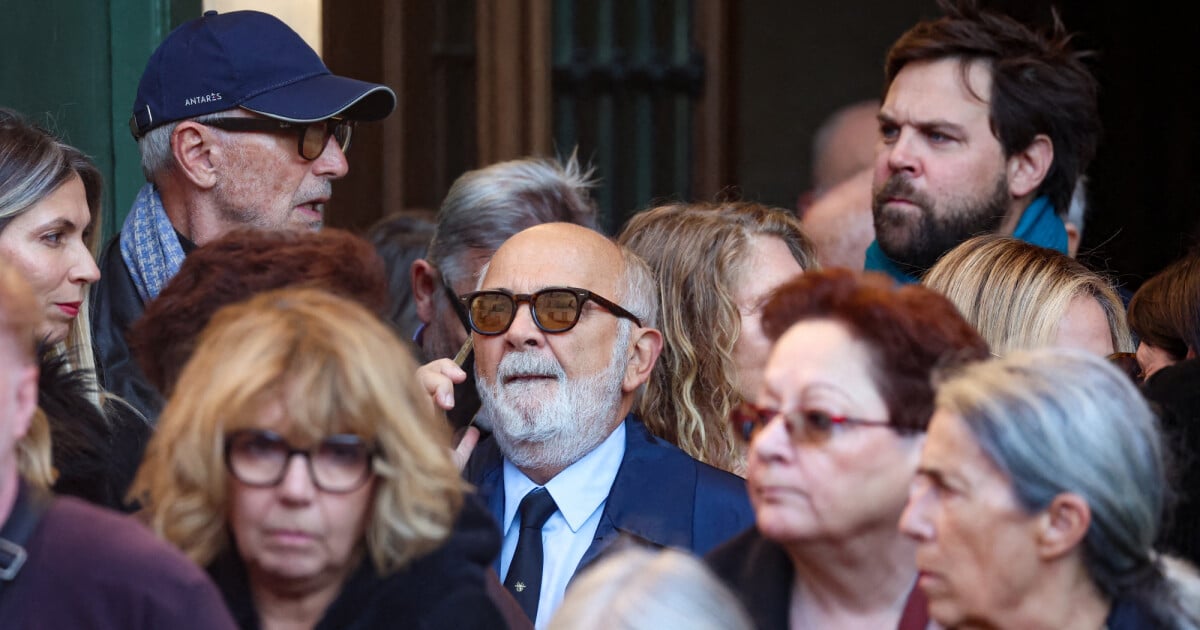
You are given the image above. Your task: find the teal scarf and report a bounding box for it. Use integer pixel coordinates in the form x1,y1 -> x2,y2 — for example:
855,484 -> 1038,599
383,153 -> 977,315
864,196 -> 1066,284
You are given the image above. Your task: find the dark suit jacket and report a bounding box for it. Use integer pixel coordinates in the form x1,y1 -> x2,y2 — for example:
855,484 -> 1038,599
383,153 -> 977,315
464,414 -> 754,574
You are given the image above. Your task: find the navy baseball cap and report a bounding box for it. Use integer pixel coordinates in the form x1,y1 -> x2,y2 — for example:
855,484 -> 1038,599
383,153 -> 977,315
130,10 -> 396,139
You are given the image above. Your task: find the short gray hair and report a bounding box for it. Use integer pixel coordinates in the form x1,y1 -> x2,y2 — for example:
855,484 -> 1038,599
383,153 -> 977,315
548,546 -> 753,630
138,111 -> 233,183
428,154 -> 599,289
1066,176 -> 1088,238
617,246 -> 658,330
936,350 -> 1199,628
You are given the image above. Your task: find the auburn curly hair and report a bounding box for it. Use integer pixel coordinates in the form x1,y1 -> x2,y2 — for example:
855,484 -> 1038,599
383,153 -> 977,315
762,268 -> 989,433
130,228 -> 389,398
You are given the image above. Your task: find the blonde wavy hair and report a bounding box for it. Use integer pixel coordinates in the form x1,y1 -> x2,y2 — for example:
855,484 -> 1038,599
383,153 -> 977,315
0,264 -> 53,488
619,202 -> 816,473
130,287 -> 466,573
923,234 -> 1133,356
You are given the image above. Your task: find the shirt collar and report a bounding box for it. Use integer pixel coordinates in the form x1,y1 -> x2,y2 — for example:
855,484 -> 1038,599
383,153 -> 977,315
501,421 -> 627,534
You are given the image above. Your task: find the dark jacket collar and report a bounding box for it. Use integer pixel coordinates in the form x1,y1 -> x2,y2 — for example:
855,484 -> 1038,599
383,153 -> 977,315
707,528 -> 930,630
466,415 -> 703,573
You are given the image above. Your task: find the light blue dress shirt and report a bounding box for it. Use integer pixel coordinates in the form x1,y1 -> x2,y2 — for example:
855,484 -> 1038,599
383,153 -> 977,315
499,422 -> 626,629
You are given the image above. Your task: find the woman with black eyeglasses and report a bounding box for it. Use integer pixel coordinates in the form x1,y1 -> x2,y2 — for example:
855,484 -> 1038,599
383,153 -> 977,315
129,288 -> 508,629
707,269 -> 989,630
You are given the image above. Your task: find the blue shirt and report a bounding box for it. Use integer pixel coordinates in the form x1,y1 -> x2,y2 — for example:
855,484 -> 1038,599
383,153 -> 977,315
499,422 -> 627,629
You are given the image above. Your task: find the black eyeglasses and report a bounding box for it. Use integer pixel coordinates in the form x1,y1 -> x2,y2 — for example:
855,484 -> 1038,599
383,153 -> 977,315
730,401 -> 891,445
224,429 -> 375,493
201,117 -> 353,160
458,286 -> 642,336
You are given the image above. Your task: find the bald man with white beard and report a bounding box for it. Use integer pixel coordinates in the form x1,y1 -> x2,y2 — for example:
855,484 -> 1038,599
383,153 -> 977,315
426,223 -> 753,628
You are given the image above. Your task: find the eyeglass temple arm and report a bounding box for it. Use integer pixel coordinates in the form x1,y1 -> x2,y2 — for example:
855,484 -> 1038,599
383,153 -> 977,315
586,292 -> 642,327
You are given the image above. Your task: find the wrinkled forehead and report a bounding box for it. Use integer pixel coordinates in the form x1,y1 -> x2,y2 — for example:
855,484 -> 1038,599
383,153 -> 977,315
926,407 -> 1012,488
885,57 -> 995,119
483,224 -> 622,296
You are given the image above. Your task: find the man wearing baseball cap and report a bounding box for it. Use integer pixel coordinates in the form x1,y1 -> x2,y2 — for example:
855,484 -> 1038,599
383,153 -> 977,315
91,10 -> 396,420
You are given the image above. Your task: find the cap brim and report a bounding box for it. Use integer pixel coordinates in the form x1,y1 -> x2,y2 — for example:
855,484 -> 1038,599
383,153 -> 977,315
241,73 -> 396,123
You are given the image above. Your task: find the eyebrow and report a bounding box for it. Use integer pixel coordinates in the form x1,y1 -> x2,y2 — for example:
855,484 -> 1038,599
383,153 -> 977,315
916,466 -> 966,491
35,217 -> 87,233
877,112 -> 968,136
799,382 -> 855,404
760,382 -> 854,412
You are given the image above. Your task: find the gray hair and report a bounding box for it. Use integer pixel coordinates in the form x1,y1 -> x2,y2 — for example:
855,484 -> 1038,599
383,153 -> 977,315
428,154 -> 599,289
1066,176 -> 1088,238
547,546 -> 753,630
138,111 -> 232,183
0,109 -> 102,238
617,246 -> 658,331
936,349 -> 1200,629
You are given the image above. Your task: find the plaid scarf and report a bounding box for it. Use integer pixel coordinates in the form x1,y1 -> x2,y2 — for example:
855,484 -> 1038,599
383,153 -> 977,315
119,183 -> 185,303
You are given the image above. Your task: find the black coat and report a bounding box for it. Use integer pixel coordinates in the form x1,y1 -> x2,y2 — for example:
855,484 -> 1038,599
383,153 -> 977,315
89,233 -> 171,423
706,528 -> 930,630
37,346 -> 149,510
1144,359 -> 1200,566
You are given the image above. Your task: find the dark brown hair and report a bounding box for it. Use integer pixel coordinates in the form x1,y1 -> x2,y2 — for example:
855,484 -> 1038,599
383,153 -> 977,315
762,269 -> 989,433
1128,250 -> 1200,359
884,1 -> 1099,214
130,228 -> 389,396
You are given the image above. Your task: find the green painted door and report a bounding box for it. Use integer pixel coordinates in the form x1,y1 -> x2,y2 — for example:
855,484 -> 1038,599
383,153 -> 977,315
0,0 -> 200,241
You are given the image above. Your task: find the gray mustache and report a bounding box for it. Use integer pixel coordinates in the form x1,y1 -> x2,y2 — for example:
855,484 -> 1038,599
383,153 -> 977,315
496,351 -> 566,381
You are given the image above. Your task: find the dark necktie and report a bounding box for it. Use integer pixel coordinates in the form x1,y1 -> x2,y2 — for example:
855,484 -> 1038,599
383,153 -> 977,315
504,487 -> 559,622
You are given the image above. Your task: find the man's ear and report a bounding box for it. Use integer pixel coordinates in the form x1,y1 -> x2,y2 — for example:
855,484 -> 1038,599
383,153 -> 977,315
1007,134 -> 1054,200
412,259 -> 440,326
1035,492 -> 1092,561
171,121 -> 219,189
1065,221 -> 1081,258
622,327 -> 663,393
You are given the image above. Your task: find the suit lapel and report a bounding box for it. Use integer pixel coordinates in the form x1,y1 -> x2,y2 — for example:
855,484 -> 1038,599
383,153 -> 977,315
575,417 -> 697,572
463,438 -> 506,573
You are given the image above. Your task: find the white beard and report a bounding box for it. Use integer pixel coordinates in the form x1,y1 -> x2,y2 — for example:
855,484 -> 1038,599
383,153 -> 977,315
478,325 -> 630,473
